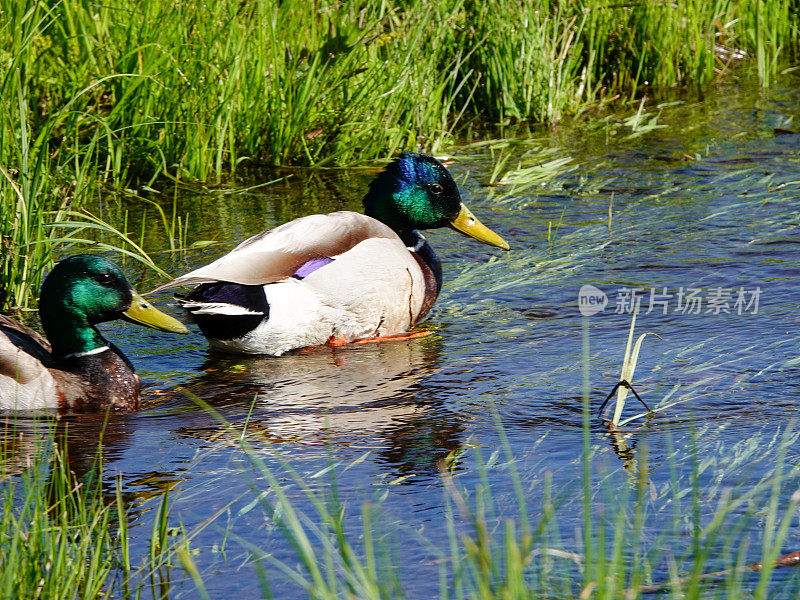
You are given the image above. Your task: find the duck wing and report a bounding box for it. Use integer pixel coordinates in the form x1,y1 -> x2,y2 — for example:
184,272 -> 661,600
152,211 -> 400,292
0,315 -> 53,384
0,315 -> 67,409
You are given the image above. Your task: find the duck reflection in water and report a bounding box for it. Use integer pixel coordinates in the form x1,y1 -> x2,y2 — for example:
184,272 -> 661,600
0,336 -> 467,495
0,411 -> 179,526
165,335 -> 465,479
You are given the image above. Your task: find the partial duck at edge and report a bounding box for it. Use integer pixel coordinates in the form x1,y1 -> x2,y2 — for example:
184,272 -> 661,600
0,255 -> 188,411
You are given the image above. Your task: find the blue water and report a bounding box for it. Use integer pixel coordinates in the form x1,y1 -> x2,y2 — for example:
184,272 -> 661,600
6,74 -> 800,597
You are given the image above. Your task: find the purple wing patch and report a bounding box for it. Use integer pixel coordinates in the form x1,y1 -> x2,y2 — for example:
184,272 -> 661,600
293,257 -> 335,279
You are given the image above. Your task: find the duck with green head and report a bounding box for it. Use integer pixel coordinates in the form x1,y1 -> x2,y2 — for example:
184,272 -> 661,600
0,255 -> 188,411
153,153 -> 509,355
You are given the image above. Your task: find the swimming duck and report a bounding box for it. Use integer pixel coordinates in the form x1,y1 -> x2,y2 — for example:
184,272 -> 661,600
153,153 -> 509,355
0,255 -> 188,411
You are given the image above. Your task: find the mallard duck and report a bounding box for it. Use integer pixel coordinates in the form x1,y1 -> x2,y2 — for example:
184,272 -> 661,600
153,153 -> 509,355
0,255 -> 188,411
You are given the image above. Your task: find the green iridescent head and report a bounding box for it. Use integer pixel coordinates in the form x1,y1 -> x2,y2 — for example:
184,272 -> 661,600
39,255 -> 187,359
362,153 -> 509,250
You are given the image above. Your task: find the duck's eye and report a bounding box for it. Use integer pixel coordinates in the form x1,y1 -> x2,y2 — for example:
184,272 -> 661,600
95,272 -> 114,285
429,183 -> 444,195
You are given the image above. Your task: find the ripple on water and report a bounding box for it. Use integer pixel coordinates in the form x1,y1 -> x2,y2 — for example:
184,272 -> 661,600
5,76 -> 800,597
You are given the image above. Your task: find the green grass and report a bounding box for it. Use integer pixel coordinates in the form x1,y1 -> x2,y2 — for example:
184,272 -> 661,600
3,384 -> 798,598
1,0 -> 798,308
0,444 -> 113,599
0,421 -> 185,600
175,393 -> 800,599
3,0 -> 798,179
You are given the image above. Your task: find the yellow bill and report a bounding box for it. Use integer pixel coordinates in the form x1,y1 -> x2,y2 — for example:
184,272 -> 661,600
123,291 -> 189,334
449,203 -> 510,250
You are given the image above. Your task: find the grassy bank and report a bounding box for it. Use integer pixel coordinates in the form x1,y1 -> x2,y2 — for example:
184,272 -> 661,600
1,0 -> 798,307
3,0 -> 798,180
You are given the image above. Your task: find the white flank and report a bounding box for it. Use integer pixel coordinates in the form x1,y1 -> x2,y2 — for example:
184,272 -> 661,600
0,344 -> 60,409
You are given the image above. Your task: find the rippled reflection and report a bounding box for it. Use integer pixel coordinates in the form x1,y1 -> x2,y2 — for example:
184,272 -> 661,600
143,336 -> 464,476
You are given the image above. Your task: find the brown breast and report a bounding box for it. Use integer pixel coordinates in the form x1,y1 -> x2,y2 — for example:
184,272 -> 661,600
53,350 -> 140,412
410,251 -> 439,324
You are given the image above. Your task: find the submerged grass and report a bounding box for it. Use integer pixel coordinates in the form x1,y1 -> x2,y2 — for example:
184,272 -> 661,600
179,393 -> 800,599
0,421 -> 186,600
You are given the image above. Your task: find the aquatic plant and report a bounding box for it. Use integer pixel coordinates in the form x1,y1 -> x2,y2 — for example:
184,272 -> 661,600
596,310 -> 660,427
0,423 -> 185,600
174,392 -> 800,599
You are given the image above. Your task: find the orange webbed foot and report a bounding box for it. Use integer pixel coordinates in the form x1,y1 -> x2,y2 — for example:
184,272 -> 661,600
352,330 -> 433,344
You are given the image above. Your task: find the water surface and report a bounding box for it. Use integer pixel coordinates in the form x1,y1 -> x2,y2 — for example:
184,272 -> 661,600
6,73 -> 800,597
